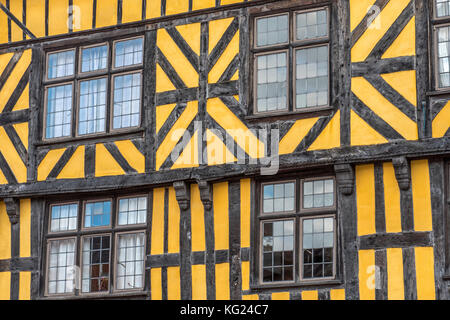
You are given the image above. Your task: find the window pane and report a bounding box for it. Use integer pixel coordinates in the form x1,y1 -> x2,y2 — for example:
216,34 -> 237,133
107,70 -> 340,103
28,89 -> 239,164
256,52 -> 287,112
81,235 -> 110,293
262,220 -> 294,283
438,26 -> 450,88
296,46 -> 329,109
262,182 -> 295,213
303,179 -> 334,209
256,14 -> 288,47
113,73 -> 141,129
81,45 -> 108,73
116,233 -> 145,290
48,50 -> 75,79
78,78 -> 107,135
84,200 -> 111,228
46,84 -> 72,139
118,196 -> 147,225
115,38 -> 143,68
302,217 -> 334,279
50,203 -> 78,232
436,0 -> 450,17
296,9 -> 328,41
47,239 -> 76,294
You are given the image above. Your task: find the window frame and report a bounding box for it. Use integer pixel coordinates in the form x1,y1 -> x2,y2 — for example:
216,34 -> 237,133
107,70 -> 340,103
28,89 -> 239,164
115,194 -> 149,228
81,198 -> 113,231
78,42 -> 110,76
255,174 -> 338,287
260,179 -> 297,215
47,201 -> 79,235
45,48 -> 76,82
112,36 -> 145,71
250,5 -> 332,117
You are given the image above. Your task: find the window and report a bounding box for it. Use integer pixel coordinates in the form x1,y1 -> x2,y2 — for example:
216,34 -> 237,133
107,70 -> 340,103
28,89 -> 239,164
45,195 -> 148,296
433,1 -> 450,89
43,37 -> 144,140
258,176 -> 337,285
252,7 -> 330,114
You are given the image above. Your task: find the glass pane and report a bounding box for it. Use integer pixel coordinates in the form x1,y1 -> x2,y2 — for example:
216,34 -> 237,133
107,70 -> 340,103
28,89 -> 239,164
256,14 -> 289,47
81,45 -> 108,73
81,235 -> 110,293
436,0 -> 450,17
115,38 -> 144,68
84,200 -> 111,228
78,78 -> 107,135
113,73 -> 141,129
50,204 -> 78,232
48,50 -> 75,79
116,233 -> 145,290
46,84 -> 73,139
118,197 -> 147,225
47,239 -> 76,294
256,52 -> 287,112
296,9 -> 328,41
438,26 -> 450,87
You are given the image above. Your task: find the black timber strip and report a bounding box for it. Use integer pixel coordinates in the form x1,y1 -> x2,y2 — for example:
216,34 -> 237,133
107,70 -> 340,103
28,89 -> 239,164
157,48 -> 187,89
374,163 -> 386,234
208,81 -> 239,97
400,182 -> 415,232
192,251 -> 205,265
375,249 -> 387,300
367,0 -> 415,60
351,56 -> 415,77
217,54 -> 239,83
45,146 -> 76,179
219,95 -> 245,118
3,124 -> 27,165
208,18 -> 239,70
10,218 -> 20,300
161,266 -> 168,300
0,2 -> 36,39
205,185 -> 216,300
318,290 -> 330,300
164,188 -> 169,254
351,0 -> 390,47
229,181 -> 242,300
359,232 -> 432,250
294,113 -> 334,153
156,103 -> 188,149
179,191 -> 192,300
147,253 -> 180,268
0,51 -> 22,92
2,65 -> 30,113
117,0 -> 123,24
166,27 -> 200,72
156,87 -> 198,106
144,29 -> 157,172
84,144 -> 95,178
0,151 -> 17,184
103,142 -> 138,174
364,74 -> 417,122
402,247 -> 417,300
0,109 -> 29,126
351,94 -> 405,141
198,21 -> 208,166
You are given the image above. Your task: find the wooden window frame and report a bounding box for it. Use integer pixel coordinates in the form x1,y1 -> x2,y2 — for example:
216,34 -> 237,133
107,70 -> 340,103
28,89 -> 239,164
250,4 -> 332,118
430,0 -> 450,92
42,35 -> 145,143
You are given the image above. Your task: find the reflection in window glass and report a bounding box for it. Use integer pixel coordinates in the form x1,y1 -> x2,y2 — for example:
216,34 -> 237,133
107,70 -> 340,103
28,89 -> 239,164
46,84 -> 73,139
81,45 -> 108,73
436,0 -> 450,17
116,233 -> 145,290
256,52 -> 287,112
115,38 -> 143,68
113,73 -> 141,129
50,203 -> 78,232
296,46 -> 328,109
48,50 -> 75,79
263,182 -> 295,213
302,217 -> 334,279
438,26 -> 450,87
262,220 -> 294,282
118,197 -> 147,226
296,9 -> 328,41
47,239 -> 76,294
78,78 -> 107,135
84,201 -> 111,228
82,235 -> 110,293
256,14 -> 289,47
303,179 -> 334,209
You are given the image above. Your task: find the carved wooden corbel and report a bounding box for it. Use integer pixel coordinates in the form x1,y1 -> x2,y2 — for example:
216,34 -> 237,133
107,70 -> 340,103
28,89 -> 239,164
334,164 -> 354,195
4,197 -> 19,224
173,181 -> 190,210
392,156 -> 410,190
198,180 -> 212,211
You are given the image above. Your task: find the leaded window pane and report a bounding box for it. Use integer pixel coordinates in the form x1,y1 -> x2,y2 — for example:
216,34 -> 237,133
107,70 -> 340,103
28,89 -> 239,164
256,14 -> 289,47
84,200 -> 111,228
118,196 -> 147,226
46,84 -> 72,139
116,233 -> 145,290
263,182 -> 295,214
78,78 -> 107,135
50,203 -> 78,232
81,45 -> 108,73
112,73 -> 141,129
47,239 -> 76,294
296,9 -> 328,41
115,38 -> 143,68
436,0 -> 450,17
438,26 -> 450,87
48,50 -> 75,79
303,179 -> 334,209
81,235 -> 110,293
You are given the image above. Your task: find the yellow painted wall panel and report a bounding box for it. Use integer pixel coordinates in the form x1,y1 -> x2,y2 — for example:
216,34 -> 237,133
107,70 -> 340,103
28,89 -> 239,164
12,83 -> 29,111
122,0 -> 142,23
156,64 -> 176,93
151,188 -> 165,255
381,71 -> 417,107
191,184 -> 206,252
213,182 -> 229,251
330,289 -> 346,300
176,23 -> 201,56
215,263 -> 230,300
415,247 -> 436,300
383,162 -> 402,234
48,0 -> 69,36
172,130 -> 199,169
358,250 -> 375,300
350,0 -> 375,32
432,101 -> 450,138
209,31 -> 239,83
191,264 -> 207,300
0,126 -> 27,183
0,272 -> 10,300
241,261 -> 250,291
220,0 -> 243,5
272,292 -> 290,300
356,164 -> 376,236
168,187 -> 180,254
10,0 -> 23,42
13,122 -> 29,150
0,167 -> 7,185
240,179 -> 251,249
351,110 -> 388,146
206,129 -> 236,165
308,111 -> 341,151
209,17 -> 234,54
114,140 -> 145,173
26,0 -> 46,37
386,248 -> 404,300
411,160 -> 433,232
156,103 -> 176,133
167,266 -> 181,300
20,199 -> 31,258
0,0 -> 8,44
72,0 -> 94,32
382,17 -> 416,59
301,290 -> 318,300
0,201 -> 11,260
0,52 -> 13,76
19,272 -> 31,300
96,0 -> 117,28
150,268 -> 162,300
58,145 -> 85,179
279,117 -> 318,154
166,0 -> 189,15
37,148 -> 66,181
243,294 -> 259,300
146,0 -> 161,19
95,144 -> 124,177
192,0 -> 215,10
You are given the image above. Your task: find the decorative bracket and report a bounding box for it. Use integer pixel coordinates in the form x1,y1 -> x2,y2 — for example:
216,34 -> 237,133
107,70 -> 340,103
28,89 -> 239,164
173,181 -> 190,210
4,197 -> 19,224
198,181 -> 213,211
334,163 -> 354,195
392,156 -> 410,191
